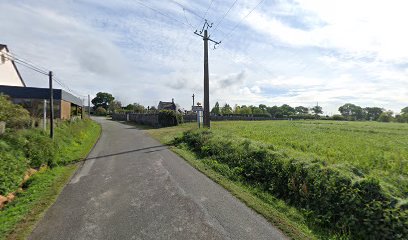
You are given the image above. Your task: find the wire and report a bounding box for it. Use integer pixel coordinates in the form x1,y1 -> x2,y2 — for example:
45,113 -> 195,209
213,0 -> 238,32
170,0 -> 205,21
202,0 -> 215,20
220,0 -> 265,44
2,52 -> 86,98
182,8 -> 195,29
135,0 -> 190,28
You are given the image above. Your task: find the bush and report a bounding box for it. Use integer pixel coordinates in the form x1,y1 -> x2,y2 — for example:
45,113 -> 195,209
0,94 -> 31,129
0,139 -> 27,195
95,107 -> 107,116
158,110 -> 183,127
175,130 -> 408,239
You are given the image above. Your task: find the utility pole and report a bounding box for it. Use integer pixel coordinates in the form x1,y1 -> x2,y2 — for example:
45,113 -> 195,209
194,20 -> 220,128
88,94 -> 91,117
43,99 -> 47,131
49,71 -> 54,139
192,93 -> 195,107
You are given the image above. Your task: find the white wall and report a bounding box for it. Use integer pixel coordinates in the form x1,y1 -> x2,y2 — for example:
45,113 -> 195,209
0,47 -> 24,87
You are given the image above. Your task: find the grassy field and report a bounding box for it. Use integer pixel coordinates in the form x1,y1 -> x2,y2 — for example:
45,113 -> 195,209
148,120 -> 408,239
212,120 -> 408,197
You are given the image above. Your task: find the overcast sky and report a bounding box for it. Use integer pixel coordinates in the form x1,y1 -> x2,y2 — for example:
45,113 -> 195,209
1,0 -> 407,114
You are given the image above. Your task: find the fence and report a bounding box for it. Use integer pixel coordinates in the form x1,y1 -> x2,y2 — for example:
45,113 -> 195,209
112,113 -> 159,127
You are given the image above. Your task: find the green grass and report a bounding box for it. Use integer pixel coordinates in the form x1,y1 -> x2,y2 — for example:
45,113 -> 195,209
0,119 -> 101,240
147,120 -> 408,239
0,166 -> 77,240
208,120 -> 408,198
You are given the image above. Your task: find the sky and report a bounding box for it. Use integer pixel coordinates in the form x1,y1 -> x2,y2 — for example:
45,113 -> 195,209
0,0 -> 407,115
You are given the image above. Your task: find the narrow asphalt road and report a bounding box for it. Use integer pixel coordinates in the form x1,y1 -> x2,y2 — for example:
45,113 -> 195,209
29,117 -> 287,240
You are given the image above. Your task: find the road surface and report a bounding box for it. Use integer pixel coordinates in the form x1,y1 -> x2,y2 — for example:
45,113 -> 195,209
30,117 -> 287,240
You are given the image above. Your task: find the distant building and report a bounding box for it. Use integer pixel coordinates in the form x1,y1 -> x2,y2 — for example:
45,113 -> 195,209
0,44 -> 83,119
158,98 -> 184,113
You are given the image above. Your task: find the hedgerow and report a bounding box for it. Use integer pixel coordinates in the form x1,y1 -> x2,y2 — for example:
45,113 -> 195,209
175,129 -> 408,239
158,110 -> 183,127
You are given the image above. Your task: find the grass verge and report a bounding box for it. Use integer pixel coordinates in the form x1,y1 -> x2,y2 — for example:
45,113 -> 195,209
0,119 -> 101,240
147,123 -> 324,240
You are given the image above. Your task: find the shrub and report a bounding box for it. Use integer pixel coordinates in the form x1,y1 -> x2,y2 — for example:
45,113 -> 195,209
158,110 -> 183,127
95,107 -> 107,116
0,94 -> 31,129
0,139 -> 27,195
175,130 -> 408,239
21,129 -> 56,168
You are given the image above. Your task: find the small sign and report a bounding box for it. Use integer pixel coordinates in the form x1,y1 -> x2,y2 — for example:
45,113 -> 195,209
192,106 -> 203,112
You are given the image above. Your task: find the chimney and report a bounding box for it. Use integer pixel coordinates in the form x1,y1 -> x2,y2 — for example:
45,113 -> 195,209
172,98 -> 174,103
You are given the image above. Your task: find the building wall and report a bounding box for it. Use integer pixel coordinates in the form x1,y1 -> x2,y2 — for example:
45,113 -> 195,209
0,48 -> 24,87
60,100 -> 71,120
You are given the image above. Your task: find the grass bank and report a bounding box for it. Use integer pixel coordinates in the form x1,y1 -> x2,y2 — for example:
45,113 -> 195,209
147,121 -> 408,239
0,119 -> 101,240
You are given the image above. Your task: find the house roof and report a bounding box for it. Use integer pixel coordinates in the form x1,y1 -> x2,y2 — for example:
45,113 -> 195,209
0,44 -> 26,87
0,85 -> 83,106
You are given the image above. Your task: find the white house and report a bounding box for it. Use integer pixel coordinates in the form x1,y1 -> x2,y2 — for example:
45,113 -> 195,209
0,44 -> 25,87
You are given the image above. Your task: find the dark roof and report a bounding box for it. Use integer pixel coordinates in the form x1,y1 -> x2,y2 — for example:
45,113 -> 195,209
158,101 -> 176,110
0,44 -> 26,87
0,85 -> 83,106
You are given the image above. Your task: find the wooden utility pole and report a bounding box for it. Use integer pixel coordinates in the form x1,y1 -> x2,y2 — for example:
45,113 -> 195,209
49,71 -> 54,139
194,20 -> 220,128
192,93 -> 195,107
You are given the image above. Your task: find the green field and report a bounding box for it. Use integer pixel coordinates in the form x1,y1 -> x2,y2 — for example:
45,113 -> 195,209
148,120 -> 408,239
210,120 -> 408,197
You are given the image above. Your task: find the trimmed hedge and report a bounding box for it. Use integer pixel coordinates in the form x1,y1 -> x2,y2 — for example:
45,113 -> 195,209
158,110 -> 183,127
175,130 -> 408,239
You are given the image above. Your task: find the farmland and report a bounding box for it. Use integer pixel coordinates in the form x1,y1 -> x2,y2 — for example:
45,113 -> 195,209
148,120 -> 408,239
210,120 -> 408,197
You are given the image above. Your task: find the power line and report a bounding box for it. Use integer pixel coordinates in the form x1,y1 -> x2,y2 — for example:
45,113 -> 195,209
170,0 -> 205,21
135,0 -> 189,28
219,0 -> 265,44
202,0 -> 215,20
2,52 -> 86,98
213,0 -> 238,32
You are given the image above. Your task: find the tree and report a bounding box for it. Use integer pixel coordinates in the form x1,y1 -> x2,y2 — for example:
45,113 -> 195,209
280,104 -> 296,117
258,104 -> 267,113
295,106 -> 309,115
240,105 -> 252,115
266,106 -> 281,118
92,92 -> 114,111
364,107 -> 383,121
109,100 -> 122,113
378,111 -> 394,122
125,103 -> 144,113
338,103 -> 364,120
95,106 -> 107,116
221,103 -> 233,115
401,107 -> 408,115
211,102 -> 221,115
311,105 -> 323,116
233,104 -> 241,114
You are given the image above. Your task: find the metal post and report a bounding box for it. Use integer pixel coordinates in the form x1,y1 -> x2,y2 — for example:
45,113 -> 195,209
203,30 -> 210,128
49,71 -> 54,139
192,94 -> 195,107
43,99 -> 47,131
88,94 -> 91,117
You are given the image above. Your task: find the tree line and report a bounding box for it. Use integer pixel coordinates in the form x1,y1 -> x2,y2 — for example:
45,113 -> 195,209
91,92 -> 154,115
211,101 -> 408,123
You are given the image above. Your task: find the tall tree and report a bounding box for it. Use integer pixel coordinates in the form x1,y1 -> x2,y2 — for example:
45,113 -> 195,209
221,103 -> 233,115
280,104 -> 296,117
211,102 -> 220,115
295,106 -> 309,115
338,103 -> 363,120
364,107 -> 383,121
311,105 -> 323,116
401,107 -> 408,114
125,103 -> 144,113
240,105 -> 252,115
91,92 -> 114,111
258,104 -> 267,113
